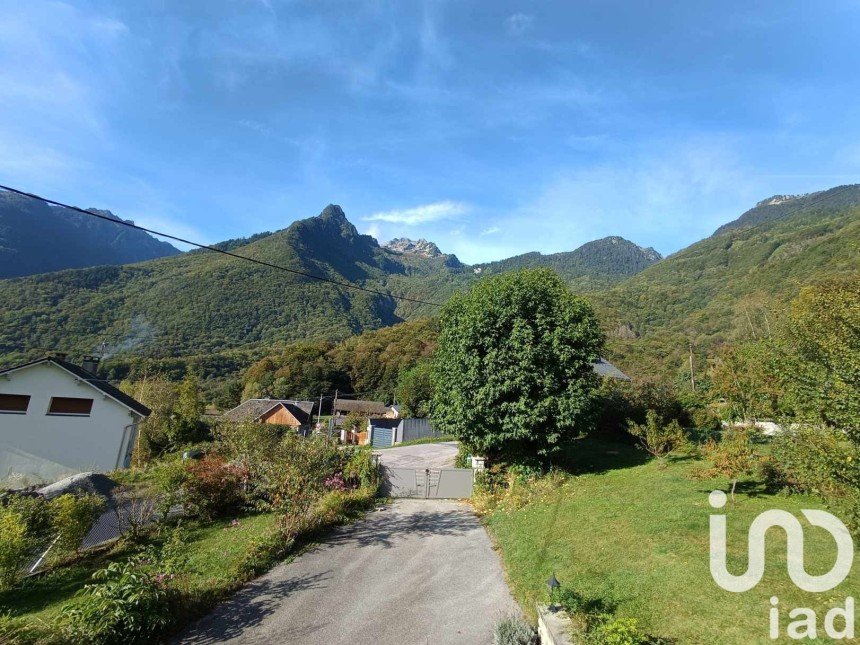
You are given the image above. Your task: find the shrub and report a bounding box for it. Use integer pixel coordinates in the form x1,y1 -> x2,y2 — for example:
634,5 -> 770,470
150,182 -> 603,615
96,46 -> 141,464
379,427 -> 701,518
627,410 -> 687,461
454,442 -> 472,469
50,493 -> 105,560
4,494 -> 52,545
558,586 -> 613,617
771,425 -> 860,530
0,507 -> 30,590
586,616 -> 649,645
61,553 -> 172,644
493,614 -> 538,645
182,455 -> 248,519
341,447 -> 378,489
698,427 -> 759,500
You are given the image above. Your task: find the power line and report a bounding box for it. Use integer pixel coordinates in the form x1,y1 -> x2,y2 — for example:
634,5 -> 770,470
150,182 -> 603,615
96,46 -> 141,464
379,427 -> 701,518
0,184 -> 444,307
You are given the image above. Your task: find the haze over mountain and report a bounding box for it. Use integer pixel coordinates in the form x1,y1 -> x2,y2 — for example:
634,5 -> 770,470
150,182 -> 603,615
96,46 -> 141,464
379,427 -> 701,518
0,203 -> 658,366
0,191 -> 180,279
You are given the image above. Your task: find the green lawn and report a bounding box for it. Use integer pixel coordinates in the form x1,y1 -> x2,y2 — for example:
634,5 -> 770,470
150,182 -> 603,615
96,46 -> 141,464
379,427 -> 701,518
484,437 -> 859,644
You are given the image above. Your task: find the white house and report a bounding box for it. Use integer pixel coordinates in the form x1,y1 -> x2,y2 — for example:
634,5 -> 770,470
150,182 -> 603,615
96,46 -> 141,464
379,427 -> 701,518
0,355 -> 151,487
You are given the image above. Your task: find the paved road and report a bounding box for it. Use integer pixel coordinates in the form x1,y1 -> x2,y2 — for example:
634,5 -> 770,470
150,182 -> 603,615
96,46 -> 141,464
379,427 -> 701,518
178,499 -> 517,645
375,441 -> 458,469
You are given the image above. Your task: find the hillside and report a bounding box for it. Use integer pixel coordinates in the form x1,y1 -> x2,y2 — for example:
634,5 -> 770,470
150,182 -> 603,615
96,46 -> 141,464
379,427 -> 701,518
712,184 -> 860,236
0,191 -> 180,278
598,191 -> 860,378
473,236 -> 662,289
0,204 -> 662,367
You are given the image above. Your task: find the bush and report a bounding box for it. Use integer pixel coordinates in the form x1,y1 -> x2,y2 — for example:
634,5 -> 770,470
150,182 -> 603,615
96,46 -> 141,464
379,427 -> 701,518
182,455 -> 249,519
494,614 -> 538,645
341,447 -> 378,489
586,616 -> 650,645
61,552 -> 172,644
771,426 -> 860,530
454,442 -> 472,469
697,427 -> 759,501
627,410 -> 687,461
50,494 -> 105,560
4,494 -> 52,545
0,507 -> 30,590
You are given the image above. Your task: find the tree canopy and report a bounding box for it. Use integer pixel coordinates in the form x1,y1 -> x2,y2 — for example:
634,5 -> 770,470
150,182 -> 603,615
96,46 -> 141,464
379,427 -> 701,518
431,268 -> 604,459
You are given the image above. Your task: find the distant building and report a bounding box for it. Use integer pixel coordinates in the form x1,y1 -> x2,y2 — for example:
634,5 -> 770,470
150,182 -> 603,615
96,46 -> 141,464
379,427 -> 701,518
591,358 -> 631,381
0,355 -> 151,487
332,399 -> 398,418
223,398 -> 315,432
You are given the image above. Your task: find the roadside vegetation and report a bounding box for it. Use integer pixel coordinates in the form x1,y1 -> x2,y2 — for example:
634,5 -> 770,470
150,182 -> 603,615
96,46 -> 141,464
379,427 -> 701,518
0,423 -> 379,644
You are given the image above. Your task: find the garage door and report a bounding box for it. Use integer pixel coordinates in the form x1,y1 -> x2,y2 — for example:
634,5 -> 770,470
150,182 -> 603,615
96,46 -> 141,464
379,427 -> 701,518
371,426 -> 393,448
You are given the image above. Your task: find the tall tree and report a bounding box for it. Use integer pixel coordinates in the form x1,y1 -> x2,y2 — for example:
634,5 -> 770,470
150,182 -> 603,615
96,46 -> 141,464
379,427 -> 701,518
777,278 -> 860,439
431,268 -> 604,459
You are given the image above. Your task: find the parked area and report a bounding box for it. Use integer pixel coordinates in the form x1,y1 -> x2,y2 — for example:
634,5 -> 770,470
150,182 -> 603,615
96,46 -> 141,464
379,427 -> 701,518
374,441 -> 458,469
178,499 -> 518,645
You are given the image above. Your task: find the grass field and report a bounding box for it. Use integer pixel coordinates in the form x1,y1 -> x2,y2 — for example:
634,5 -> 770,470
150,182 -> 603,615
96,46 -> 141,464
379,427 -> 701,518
484,437 -> 859,644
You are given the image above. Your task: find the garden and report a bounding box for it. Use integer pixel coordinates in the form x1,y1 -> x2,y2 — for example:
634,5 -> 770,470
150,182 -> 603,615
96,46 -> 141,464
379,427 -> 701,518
0,422 -> 379,644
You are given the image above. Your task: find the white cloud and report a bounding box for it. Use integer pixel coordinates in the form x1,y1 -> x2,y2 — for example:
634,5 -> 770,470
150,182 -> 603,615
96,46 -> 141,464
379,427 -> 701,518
481,226 -> 501,236
364,222 -> 383,241
505,13 -> 534,36
365,200 -> 468,224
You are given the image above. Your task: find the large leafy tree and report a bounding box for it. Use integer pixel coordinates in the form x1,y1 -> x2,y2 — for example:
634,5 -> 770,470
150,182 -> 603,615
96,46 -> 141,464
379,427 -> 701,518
431,268 -> 604,459
777,278 -> 859,439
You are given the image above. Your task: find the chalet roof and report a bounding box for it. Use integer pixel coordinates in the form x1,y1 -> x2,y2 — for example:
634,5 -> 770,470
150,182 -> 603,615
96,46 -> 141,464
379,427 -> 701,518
223,398 -> 315,424
333,399 -> 392,415
0,357 -> 151,417
592,358 -> 631,381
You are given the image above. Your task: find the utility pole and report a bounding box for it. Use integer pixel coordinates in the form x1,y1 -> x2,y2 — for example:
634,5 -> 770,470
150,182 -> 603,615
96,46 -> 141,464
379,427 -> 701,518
317,394 -> 323,426
688,341 -> 696,392
331,389 -> 338,436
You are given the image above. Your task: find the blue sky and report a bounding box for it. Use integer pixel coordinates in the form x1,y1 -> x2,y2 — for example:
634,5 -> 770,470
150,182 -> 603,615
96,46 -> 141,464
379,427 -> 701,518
2,1 -> 860,263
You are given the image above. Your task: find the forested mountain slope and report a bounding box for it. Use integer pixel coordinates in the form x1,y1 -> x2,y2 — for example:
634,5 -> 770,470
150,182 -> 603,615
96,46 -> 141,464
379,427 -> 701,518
472,236 -> 661,290
597,196 -> 860,379
0,203 -> 661,367
0,191 -> 180,278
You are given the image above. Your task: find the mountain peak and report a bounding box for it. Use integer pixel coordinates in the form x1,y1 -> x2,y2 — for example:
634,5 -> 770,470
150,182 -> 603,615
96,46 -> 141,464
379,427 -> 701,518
319,204 -> 347,221
384,237 -> 444,258
583,236 -> 663,263
713,184 -> 860,237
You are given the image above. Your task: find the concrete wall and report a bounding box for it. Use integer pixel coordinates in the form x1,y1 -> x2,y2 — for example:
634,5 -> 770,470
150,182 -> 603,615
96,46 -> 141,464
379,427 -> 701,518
0,362 -> 141,485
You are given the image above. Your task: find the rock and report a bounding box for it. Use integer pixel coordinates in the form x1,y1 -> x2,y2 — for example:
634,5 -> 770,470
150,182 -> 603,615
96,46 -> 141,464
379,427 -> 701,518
37,472 -> 118,500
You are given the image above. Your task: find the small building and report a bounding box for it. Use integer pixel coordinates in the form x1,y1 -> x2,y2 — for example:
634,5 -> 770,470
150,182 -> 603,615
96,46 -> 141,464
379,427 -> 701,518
591,358 -> 631,381
0,355 -> 151,487
332,399 -> 398,419
365,417 -> 439,448
222,398 -> 315,433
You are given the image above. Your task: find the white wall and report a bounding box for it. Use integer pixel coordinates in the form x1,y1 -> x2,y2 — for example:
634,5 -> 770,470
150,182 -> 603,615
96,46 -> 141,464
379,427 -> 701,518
0,362 -> 141,484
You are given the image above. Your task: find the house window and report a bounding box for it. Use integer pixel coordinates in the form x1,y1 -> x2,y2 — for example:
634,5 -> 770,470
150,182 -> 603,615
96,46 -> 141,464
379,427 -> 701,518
47,397 -> 94,416
0,394 -> 31,414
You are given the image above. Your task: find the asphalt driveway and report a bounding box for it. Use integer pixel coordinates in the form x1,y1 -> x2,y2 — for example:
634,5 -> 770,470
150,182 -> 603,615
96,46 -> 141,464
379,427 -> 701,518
374,440 -> 459,469
177,499 -> 518,644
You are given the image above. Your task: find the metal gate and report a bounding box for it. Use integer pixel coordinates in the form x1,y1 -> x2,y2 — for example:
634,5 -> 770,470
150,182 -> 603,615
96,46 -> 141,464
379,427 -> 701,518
381,467 -> 473,499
